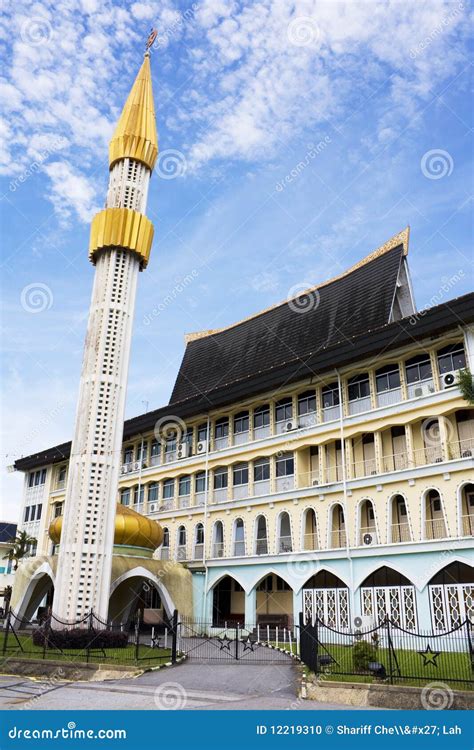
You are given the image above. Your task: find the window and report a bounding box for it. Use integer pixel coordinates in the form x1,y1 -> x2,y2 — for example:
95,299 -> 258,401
195,471 -> 206,493
150,439 -> 161,458
253,404 -> 270,428
29,469 -> 46,487
375,364 -> 400,393
24,506 -> 30,522
178,526 -> 186,545
233,463 -> 248,486
148,482 -> 159,502
195,523 -> 204,545
40,469 -> 46,484
136,442 -> 148,462
214,467 -> 228,489
275,397 -> 292,422
197,423 -> 209,442
182,429 -> 193,449
58,466 -> 67,483
165,434 -> 177,454
123,446 -> 133,464
162,528 -> 169,547
214,417 -> 229,439
162,479 -> 175,499
54,502 -> 63,518
405,354 -> 432,384
437,343 -> 466,374
276,453 -> 294,477
254,458 -> 270,482
348,373 -> 370,401
133,485 -> 144,504
28,473 -> 34,488
233,411 -> 249,434
257,574 -> 273,592
298,390 -> 316,415
36,504 -> 42,520
120,488 -> 130,506
322,383 -> 339,408
179,475 -> 191,496
233,519 -> 245,555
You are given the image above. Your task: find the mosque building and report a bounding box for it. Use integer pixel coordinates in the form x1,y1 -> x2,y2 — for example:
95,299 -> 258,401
10,47 -> 474,634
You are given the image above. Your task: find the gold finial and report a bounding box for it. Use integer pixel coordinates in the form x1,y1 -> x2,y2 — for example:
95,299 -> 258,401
145,28 -> 158,53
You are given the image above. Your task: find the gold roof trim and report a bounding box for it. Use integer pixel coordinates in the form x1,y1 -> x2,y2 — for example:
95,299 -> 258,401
184,227 -> 410,343
89,207 -> 154,270
109,54 -> 158,171
49,503 -> 163,551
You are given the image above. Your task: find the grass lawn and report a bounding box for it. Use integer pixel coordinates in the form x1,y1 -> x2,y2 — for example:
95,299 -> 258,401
1,635 -> 172,668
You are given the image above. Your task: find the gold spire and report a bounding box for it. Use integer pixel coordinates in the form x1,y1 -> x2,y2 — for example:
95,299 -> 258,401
109,53 -> 158,171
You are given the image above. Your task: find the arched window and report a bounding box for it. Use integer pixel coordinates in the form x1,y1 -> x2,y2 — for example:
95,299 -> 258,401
302,570 -> 349,628
212,521 -> 224,558
255,515 -> 268,555
233,518 -> 245,556
428,562 -> 474,630
424,490 -> 447,539
303,508 -> 318,550
358,499 -> 377,545
160,527 -> 170,560
460,483 -> 474,536
277,512 -> 292,553
360,566 -> 417,630
177,526 -> 187,561
390,494 -> 411,543
330,504 -> 346,548
194,523 -> 204,560
120,487 -> 130,506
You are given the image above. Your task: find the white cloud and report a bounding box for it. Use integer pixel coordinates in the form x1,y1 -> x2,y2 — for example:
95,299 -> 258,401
43,161 -> 100,223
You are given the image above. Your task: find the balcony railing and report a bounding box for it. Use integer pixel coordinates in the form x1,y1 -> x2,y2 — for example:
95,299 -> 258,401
303,532 -> 318,550
178,495 -> 190,509
383,451 -> 408,472
425,518 -> 447,540
214,436 -> 228,451
391,522 -> 411,543
330,529 -> 347,548
213,487 -> 228,503
407,378 -> 435,399
461,514 -> 474,536
352,457 -> 377,479
275,475 -> 294,492
233,431 -> 249,446
232,484 -> 249,500
322,404 -> 340,422
277,535 -> 293,553
254,479 -> 271,496
255,538 -> 268,555
348,396 -> 371,415
376,387 -> 402,408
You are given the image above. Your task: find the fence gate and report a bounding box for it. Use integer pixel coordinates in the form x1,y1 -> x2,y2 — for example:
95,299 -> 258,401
177,620 -> 294,664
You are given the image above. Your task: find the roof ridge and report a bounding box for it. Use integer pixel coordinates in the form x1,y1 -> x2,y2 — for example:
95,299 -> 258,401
184,226 -> 410,344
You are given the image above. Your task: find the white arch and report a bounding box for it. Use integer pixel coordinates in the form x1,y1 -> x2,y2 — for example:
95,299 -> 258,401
420,554 -> 474,591
206,569 -> 248,594
109,566 -> 176,617
300,505 -> 319,551
385,491 -> 413,543
13,561 -> 56,621
354,496 -> 379,546
247,566 -> 295,592
421,486 -> 449,539
326,500 -> 345,548
353,560 -> 417,591
456,480 -> 474,536
253,512 -> 269,555
295,563 -> 351,595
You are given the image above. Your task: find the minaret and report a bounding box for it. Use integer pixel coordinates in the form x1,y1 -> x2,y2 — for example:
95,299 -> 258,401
52,52 -> 158,624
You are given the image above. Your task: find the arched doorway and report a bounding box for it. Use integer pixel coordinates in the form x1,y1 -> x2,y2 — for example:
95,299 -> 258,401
212,575 -> 244,626
302,570 -> 349,629
428,562 -> 474,630
360,566 -> 417,629
255,573 -> 293,630
108,569 -> 176,628
15,572 -> 54,623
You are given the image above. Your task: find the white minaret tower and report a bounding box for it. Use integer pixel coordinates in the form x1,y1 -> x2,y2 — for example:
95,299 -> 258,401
52,51 -> 158,624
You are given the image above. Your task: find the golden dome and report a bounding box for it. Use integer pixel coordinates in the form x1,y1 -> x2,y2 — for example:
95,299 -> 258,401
109,53 -> 158,171
49,503 -> 163,551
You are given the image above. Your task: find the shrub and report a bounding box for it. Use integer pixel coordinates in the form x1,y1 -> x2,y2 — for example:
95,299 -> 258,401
352,639 -> 377,672
32,627 -> 128,650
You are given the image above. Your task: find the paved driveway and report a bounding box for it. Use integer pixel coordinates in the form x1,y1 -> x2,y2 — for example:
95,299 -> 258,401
0,662 -> 386,710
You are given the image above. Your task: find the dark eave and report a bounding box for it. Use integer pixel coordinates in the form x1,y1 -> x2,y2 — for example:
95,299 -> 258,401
13,292 -> 473,473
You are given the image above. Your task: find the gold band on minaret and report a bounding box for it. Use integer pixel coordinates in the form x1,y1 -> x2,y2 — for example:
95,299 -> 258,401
109,54 -> 158,171
89,207 -> 154,269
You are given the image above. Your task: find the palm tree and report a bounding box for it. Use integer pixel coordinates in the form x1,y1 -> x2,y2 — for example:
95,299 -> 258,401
2,531 -> 37,571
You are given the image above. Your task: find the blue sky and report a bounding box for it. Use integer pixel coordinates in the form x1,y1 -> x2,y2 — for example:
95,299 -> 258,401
1,0 -> 473,521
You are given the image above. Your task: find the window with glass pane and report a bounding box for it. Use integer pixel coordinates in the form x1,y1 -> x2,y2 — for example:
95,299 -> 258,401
123,446 -> 133,463
348,373 -> 370,401
40,469 -> 46,484
162,479 -> 174,499
375,365 -> 400,392
179,475 -> 191,496
58,466 -> 67,482
322,383 -> 339,407
136,442 -> 148,461
195,523 -> 204,544
30,506 -> 36,521
162,528 -> 169,546
150,439 -> 161,458
24,506 -> 30,522
298,390 -> 316,415
197,423 -> 209,441
148,482 -> 159,502
233,411 -> 249,434
121,488 -> 130,506
254,458 -> 270,482
133,485 -> 144,504
34,471 -> 41,486
253,404 -> 270,428
195,472 -> 206,493
437,343 -> 466,373
405,354 -> 432,384
214,417 -> 229,439
54,503 -> 63,518
178,526 -> 186,545
183,429 -> 193,448
165,434 -> 176,453
214,467 -> 228,489
233,463 -> 249,485
275,397 -> 292,422
276,453 -> 294,476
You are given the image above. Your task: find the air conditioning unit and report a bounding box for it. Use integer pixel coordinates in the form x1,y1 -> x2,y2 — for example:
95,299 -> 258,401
176,442 -> 189,460
312,479 -> 319,486
149,503 -> 156,513
121,464 -> 129,474
132,461 -> 140,471
441,371 -> 457,388
285,420 -> 298,432
363,532 -> 374,546
413,383 -> 435,397
353,615 -> 374,631
196,440 -> 208,455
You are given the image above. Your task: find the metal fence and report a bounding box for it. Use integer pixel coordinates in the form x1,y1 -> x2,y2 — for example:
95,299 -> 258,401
1,607 -> 178,667
299,613 -> 473,689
